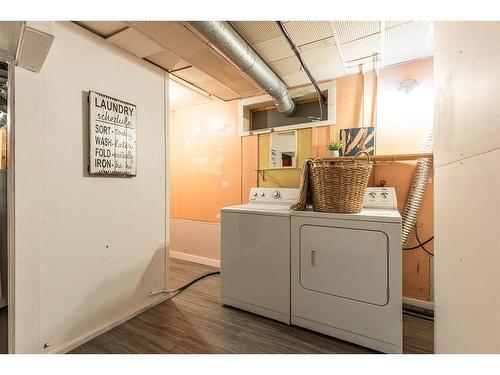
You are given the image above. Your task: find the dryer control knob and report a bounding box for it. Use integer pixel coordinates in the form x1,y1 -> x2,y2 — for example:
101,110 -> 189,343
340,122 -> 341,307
272,191 -> 281,199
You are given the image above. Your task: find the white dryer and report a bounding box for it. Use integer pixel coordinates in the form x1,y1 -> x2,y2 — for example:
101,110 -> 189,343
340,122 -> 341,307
291,187 -> 402,353
221,187 -> 299,324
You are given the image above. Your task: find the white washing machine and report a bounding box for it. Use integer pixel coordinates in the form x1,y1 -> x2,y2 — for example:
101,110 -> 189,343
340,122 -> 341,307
291,187 -> 402,353
221,187 -> 299,324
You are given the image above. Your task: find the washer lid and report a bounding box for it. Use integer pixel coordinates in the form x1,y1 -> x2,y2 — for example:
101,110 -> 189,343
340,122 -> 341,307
291,208 -> 401,223
221,203 -> 292,217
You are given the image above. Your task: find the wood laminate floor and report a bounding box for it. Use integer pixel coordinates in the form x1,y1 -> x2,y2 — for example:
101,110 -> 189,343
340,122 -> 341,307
72,258 -> 434,354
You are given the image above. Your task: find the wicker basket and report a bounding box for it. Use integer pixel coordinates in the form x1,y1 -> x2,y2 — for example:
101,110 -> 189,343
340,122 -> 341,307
309,151 -> 373,214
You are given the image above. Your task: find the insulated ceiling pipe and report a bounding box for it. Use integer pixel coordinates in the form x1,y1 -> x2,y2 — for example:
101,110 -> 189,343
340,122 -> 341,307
186,21 -> 296,116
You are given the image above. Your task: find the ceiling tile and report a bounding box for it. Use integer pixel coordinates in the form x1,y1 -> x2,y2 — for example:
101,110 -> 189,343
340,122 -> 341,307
283,21 -> 333,46
107,28 -> 164,58
340,34 -> 381,64
299,37 -> 335,53
383,21 -> 433,66
230,78 -> 263,98
173,66 -> 214,83
281,71 -> 310,87
76,21 -> 127,38
186,48 -> 241,82
127,21 -> 177,38
230,21 -> 282,44
153,23 -> 207,57
196,79 -> 240,101
252,35 -> 294,63
212,89 -> 241,101
146,50 -> 190,71
270,56 -> 302,77
185,48 -> 260,95
331,21 -> 380,44
302,43 -> 345,81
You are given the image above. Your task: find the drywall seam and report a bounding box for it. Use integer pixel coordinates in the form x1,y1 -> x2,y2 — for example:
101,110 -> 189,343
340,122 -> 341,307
435,145 -> 500,169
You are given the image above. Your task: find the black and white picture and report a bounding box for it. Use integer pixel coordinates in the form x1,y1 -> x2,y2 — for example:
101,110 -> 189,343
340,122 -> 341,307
89,91 -> 137,176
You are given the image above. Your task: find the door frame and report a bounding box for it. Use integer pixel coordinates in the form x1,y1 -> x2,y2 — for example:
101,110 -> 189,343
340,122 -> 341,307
0,54 -> 16,354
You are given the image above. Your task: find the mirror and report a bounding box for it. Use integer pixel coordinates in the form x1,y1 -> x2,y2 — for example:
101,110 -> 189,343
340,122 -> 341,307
270,130 -> 297,169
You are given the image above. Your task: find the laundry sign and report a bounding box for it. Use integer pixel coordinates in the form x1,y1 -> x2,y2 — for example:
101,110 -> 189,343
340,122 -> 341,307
89,91 -> 137,176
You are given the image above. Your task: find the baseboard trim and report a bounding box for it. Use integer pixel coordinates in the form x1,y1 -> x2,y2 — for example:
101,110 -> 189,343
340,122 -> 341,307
50,295 -> 170,354
170,250 -> 220,268
403,297 -> 434,311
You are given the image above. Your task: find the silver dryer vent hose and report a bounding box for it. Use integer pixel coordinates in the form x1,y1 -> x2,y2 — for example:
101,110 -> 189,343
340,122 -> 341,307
401,131 -> 433,246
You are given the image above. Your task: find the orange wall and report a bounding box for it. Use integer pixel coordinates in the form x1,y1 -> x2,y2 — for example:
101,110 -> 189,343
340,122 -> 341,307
377,59 -> 434,154
169,100 -> 241,223
241,135 -> 258,203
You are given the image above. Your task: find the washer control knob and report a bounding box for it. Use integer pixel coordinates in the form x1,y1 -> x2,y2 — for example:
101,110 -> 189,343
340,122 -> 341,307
260,192 -> 265,197
253,192 -> 258,197
272,191 -> 281,199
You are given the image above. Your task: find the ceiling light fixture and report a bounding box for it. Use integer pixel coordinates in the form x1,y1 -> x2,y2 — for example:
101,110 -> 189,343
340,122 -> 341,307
398,79 -> 420,94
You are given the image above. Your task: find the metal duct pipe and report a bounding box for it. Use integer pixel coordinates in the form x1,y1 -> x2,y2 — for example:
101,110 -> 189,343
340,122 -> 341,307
401,131 -> 433,246
186,21 -> 296,116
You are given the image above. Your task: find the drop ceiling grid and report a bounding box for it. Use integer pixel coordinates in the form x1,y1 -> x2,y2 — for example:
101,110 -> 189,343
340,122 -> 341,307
230,21 -> 282,44
174,66 -> 214,83
332,21 -> 380,44
229,78 -> 263,97
340,33 -> 381,64
76,21 -> 128,38
281,71 -> 310,88
298,37 -> 335,53
283,21 -> 333,46
127,21 -> 178,38
385,21 -> 412,29
172,66 -> 242,101
301,43 -> 345,81
146,50 -> 191,71
108,20 -> 434,101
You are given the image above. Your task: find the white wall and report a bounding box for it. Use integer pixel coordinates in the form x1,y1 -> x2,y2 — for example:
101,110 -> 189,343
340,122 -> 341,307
13,22 -> 169,353
434,21 -> 500,353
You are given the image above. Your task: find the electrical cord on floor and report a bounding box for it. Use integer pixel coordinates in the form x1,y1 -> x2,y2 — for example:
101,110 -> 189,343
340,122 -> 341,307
403,225 -> 434,256
150,271 -> 220,297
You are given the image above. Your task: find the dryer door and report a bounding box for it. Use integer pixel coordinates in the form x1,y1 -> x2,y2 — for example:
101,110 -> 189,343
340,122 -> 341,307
300,225 -> 389,306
